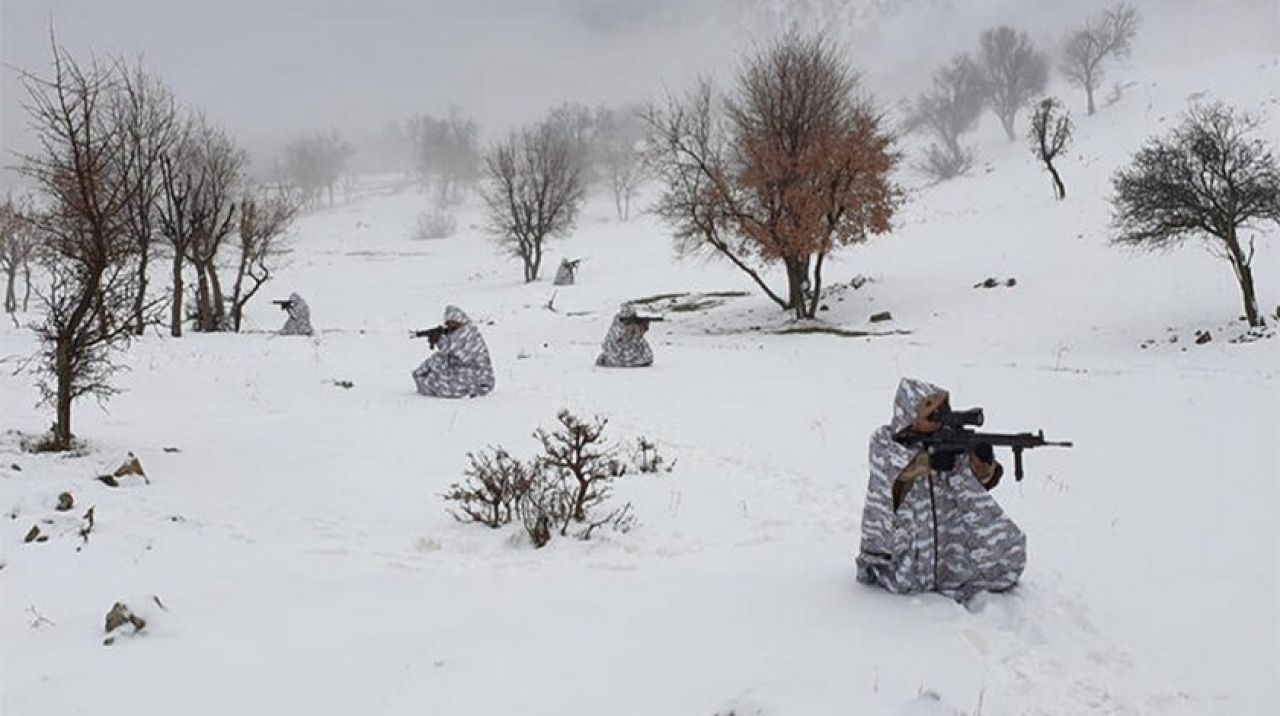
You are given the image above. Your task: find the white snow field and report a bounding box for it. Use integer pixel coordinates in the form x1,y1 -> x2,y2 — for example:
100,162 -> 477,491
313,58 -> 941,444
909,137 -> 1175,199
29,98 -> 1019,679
3,51 -> 1278,716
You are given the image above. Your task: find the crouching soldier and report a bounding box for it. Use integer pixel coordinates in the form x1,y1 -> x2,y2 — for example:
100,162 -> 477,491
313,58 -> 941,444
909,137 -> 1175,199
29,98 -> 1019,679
275,293 -> 313,336
855,377 -> 1026,602
411,305 -> 495,398
596,304 -> 656,368
553,258 -> 581,286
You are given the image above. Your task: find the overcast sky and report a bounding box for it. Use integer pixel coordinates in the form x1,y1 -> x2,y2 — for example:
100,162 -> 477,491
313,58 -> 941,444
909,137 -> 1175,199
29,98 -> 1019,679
2,0 -> 1275,182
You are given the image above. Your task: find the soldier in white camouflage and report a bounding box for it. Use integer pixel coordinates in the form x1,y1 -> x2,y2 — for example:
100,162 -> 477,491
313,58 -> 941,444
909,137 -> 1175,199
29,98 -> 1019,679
412,305 -> 495,398
278,293 -> 313,336
552,258 -> 580,286
595,304 -> 654,368
855,377 -> 1026,602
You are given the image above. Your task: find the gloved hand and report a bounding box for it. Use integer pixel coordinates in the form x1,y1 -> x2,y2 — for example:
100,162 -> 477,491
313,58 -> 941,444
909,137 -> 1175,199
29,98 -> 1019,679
969,451 -> 1003,489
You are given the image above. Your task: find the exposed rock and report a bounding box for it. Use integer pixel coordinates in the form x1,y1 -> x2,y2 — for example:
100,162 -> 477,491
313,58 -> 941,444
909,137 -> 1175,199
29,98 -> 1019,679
97,452 -> 148,486
870,311 -> 893,323
103,602 -> 146,644
56,492 -> 74,512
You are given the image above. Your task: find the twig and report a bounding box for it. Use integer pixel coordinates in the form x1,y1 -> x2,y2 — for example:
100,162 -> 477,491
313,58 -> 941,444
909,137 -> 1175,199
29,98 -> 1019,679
27,605 -> 56,628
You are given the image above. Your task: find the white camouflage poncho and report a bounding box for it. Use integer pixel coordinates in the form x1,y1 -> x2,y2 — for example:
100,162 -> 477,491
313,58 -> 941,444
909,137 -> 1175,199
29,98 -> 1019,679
552,259 -> 577,286
412,306 -> 495,398
855,377 -> 1026,601
279,293 -> 313,336
595,305 -> 653,368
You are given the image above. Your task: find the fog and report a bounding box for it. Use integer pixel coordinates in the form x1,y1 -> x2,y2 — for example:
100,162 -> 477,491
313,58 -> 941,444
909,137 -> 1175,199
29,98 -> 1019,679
2,0 -> 1275,184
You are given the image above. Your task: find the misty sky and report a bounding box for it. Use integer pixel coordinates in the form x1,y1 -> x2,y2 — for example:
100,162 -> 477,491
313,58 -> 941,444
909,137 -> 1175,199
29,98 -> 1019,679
1,0 -> 734,156
2,0 -> 1275,180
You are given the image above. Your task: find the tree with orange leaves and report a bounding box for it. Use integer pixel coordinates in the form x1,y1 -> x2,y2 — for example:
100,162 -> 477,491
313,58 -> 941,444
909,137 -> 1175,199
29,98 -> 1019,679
647,32 -> 901,320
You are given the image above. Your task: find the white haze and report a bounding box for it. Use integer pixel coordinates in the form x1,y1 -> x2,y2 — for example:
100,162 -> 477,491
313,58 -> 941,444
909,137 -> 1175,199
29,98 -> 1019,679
1,0 -> 1275,184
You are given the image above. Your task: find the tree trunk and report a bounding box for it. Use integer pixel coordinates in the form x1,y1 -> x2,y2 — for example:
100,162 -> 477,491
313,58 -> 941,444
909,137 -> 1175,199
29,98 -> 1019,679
784,257 -> 809,320
1085,85 -> 1096,116
1225,229 -> 1261,327
3,268 -> 14,313
207,265 -> 227,330
1046,160 -> 1066,200
230,251 -> 249,333
1000,111 -> 1017,142
21,264 -> 31,312
170,252 -> 184,337
194,264 -> 211,331
54,338 -> 73,450
806,252 -> 827,319
527,235 -> 543,283
133,244 -> 149,335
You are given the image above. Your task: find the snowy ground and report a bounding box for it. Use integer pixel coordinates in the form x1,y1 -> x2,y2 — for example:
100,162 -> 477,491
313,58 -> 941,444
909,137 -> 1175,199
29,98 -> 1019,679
2,52 -> 1278,715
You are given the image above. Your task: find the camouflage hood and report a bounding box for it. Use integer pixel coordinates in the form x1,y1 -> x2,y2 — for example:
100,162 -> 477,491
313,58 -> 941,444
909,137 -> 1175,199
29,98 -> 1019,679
889,377 -> 948,433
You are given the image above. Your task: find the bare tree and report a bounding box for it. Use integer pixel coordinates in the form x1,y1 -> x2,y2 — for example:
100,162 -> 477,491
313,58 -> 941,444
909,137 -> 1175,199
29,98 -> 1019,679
1029,97 -> 1073,200
647,33 -> 901,319
16,43 -> 141,451
907,54 -> 986,180
183,118 -> 245,332
1112,103 -> 1279,328
1061,3 -> 1139,116
0,196 -> 38,314
111,59 -> 182,335
596,105 -> 647,220
482,121 -> 585,283
228,190 -> 298,332
282,130 -> 351,208
978,26 -> 1049,141
545,102 -> 599,186
407,108 -> 481,206
157,126 -> 197,337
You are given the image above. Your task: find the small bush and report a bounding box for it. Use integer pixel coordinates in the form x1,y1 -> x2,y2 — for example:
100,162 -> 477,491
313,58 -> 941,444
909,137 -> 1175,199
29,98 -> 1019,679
413,210 -> 457,240
444,410 -> 655,548
918,144 -> 974,182
630,437 -> 674,474
442,447 -> 534,528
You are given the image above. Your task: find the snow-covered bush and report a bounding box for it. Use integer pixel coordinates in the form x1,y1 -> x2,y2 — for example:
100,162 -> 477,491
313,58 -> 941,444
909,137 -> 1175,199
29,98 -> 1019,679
918,144 -> 975,183
413,210 -> 457,240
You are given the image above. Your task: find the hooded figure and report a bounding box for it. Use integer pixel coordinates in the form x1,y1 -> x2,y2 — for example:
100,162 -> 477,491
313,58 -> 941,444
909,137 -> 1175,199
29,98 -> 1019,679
279,293 -> 313,336
412,306 -> 495,398
552,259 -> 579,286
596,304 -> 654,368
855,378 -> 1026,602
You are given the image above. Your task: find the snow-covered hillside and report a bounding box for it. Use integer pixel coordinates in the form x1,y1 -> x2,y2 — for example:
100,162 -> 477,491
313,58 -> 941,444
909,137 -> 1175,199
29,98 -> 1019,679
2,48 -> 1277,716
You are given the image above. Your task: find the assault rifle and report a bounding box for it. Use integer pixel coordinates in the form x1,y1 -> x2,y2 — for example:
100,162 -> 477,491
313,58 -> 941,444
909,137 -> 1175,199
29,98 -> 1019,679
272,299 -> 295,311
410,325 -> 454,349
620,314 -> 664,328
893,408 -> 1072,481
